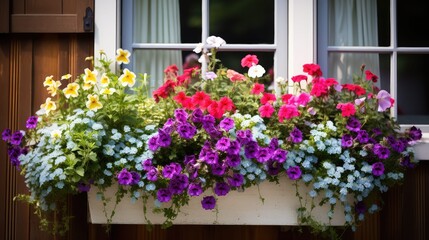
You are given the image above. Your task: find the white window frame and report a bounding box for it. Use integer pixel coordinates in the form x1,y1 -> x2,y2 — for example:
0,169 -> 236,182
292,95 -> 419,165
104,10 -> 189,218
317,0 -> 429,159
94,0 -> 317,87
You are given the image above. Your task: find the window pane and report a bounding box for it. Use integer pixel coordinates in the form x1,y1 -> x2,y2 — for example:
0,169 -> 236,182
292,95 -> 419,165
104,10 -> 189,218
327,53 -> 382,84
328,0 -> 388,47
209,0 -> 274,44
133,0 -> 183,43
133,49 -> 183,92
397,54 -> 429,124
398,0 -> 429,47
179,0 -> 202,43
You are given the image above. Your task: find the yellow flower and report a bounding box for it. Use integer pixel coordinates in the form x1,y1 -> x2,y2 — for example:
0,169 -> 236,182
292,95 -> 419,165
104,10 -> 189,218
116,48 -> 131,64
86,94 -> 103,111
61,74 -> 72,80
40,97 -> 57,114
82,82 -> 94,90
83,68 -> 98,85
46,80 -> 62,97
43,75 -> 55,87
63,82 -> 80,98
100,73 -> 110,87
101,88 -> 116,95
118,68 -> 136,87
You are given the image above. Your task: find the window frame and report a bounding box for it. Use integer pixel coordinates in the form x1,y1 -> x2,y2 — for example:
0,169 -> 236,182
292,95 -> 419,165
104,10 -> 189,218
317,0 -> 429,159
121,0 -> 288,87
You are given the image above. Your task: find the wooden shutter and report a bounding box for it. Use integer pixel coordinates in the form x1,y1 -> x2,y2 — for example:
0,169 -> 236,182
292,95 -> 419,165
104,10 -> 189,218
10,0 -> 93,33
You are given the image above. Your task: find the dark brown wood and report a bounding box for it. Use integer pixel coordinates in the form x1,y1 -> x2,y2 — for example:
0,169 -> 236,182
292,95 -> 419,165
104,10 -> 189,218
0,0 -> 9,32
10,0 -> 94,33
25,0 -> 62,14
11,14 -> 78,33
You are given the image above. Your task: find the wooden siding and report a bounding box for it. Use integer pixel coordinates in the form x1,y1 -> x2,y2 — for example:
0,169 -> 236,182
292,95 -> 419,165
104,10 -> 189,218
8,0 -> 93,33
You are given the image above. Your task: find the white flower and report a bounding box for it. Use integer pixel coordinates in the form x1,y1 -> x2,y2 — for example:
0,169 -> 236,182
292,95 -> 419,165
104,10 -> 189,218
275,77 -> 286,85
193,43 -> 204,53
248,64 -> 266,78
206,36 -> 226,48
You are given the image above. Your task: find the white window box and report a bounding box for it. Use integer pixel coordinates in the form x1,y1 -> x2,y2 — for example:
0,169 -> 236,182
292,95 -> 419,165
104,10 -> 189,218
88,175 -> 346,225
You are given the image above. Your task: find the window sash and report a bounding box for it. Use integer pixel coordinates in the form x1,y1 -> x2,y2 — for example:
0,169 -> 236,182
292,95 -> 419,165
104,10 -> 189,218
318,0 -> 429,130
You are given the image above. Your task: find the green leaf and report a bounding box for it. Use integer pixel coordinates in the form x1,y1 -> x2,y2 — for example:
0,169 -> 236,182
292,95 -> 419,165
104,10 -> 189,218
75,167 -> 85,177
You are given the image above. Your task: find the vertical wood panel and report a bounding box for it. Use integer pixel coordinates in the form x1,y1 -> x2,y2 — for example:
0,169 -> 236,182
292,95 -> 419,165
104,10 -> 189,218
0,34 -> 11,240
12,0 -> 25,13
15,38 -> 34,240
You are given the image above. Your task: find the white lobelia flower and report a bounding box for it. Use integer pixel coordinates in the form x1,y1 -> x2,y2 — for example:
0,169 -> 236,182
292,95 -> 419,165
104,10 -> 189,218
248,64 -> 266,78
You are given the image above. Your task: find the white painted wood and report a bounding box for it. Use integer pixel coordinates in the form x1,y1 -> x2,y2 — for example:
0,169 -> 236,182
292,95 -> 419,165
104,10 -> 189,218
94,0 -> 118,60
88,175 -> 346,225
288,0 -> 316,81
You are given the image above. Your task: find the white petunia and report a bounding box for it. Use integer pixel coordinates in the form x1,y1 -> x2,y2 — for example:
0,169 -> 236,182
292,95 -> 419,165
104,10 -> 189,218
248,64 -> 266,78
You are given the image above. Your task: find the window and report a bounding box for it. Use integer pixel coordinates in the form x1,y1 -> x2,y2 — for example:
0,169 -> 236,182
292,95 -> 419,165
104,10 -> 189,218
318,0 -> 429,127
121,0 -> 287,94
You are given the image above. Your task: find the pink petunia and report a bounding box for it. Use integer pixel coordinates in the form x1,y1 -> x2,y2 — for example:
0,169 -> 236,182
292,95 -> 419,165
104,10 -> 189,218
278,104 -> 300,122
251,83 -> 265,95
336,102 -> 356,117
291,75 -> 308,83
260,93 -> 276,105
376,90 -> 393,112
227,69 -> 246,82
365,70 -> 379,83
241,54 -> 259,68
258,104 -> 275,118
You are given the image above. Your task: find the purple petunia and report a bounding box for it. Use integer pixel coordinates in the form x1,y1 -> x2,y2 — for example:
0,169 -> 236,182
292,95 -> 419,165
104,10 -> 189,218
142,159 -> 153,171
26,116 -> 38,129
371,162 -> 385,176
227,173 -> 244,187
203,149 -> 219,165
214,182 -> 230,196
286,166 -> 302,180
244,140 -> 259,159
7,145 -> 22,167
188,183 -> 203,196
256,147 -> 272,163
169,173 -> 189,194
289,127 -> 303,143
157,129 -> 172,147
184,155 -> 196,165
356,130 -> 369,144
130,171 -> 141,185
269,138 -> 279,151
226,140 -> 241,155
148,135 -> 159,151
177,123 -> 197,139
236,129 -> 252,145
400,156 -> 415,168
215,137 -> 231,152
341,134 -> 353,148
373,144 -> 390,159
10,131 -> 24,146
117,168 -> 133,185
267,160 -> 281,176
201,195 -> 216,210
174,108 -> 188,123
162,164 -> 179,179
157,188 -> 172,202
202,114 -> 216,126
408,126 -> 422,141
2,128 -> 12,142
211,163 -> 226,176
191,108 -> 204,123
219,117 -> 234,131
272,149 -> 287,163
346,117 -> 361,132
146,167 -> 159,181
162,118 -> 175,134
225,154 -> 241,167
